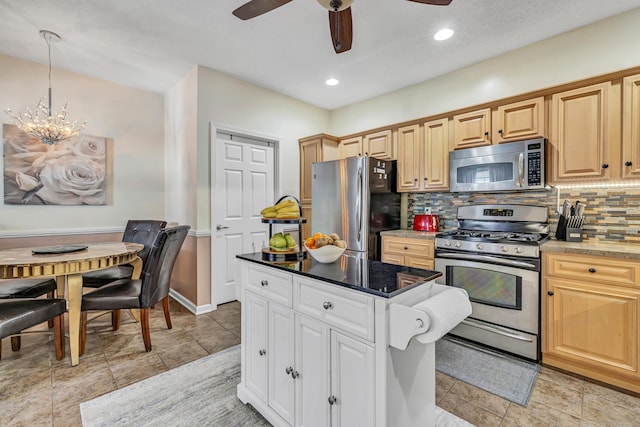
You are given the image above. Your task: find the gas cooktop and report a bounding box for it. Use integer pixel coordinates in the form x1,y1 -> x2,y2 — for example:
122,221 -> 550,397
436,230 -> 547,244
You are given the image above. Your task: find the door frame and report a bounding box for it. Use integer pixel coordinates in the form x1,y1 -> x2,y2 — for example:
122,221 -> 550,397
210,123 -> 280,310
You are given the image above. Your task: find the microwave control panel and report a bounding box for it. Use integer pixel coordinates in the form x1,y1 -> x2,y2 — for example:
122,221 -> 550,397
526,142 -> 544,187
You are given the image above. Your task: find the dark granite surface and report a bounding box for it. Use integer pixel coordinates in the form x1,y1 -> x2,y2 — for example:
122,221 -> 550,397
237,251 -> 441,298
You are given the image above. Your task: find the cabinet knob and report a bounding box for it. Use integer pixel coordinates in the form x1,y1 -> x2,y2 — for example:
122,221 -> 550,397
261,280 -> 269,287
588,267 -> 596,273
547,291 -> 554,296
291,370 -> 300,379
625,161 -> 633,167
601,163 -> 609,169
484,131 -> 489,137
285,366 -> 293,375
259,349 -> 266,356
498,129 -> 503,134
424,177 -> 428,181
322,301 -> 334,310
414,178 -> 418,182
328,395 -> 337,405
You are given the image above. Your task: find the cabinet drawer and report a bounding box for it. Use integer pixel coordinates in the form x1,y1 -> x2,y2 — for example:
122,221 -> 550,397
246,264 -> 293,307
382,237 -> 434,258
294,278 -> 375,341
545,253 -> 640,288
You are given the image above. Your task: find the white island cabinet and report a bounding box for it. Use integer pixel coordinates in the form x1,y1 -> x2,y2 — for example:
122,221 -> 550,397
236,254 -> 467,427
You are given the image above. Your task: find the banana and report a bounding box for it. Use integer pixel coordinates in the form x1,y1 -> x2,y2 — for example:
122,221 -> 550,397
260,205 -> 277,215
277,207 -> 299,213
275,199 -> 297,210
276,212 -> 300,219
263,211 -> 277,218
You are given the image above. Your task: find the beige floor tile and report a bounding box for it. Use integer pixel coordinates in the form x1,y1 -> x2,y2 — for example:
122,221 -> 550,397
0,386 -> 52,426
156,340 -> 210,369
0,366 -> 52,401
537,366 -> 585,393
186,320 -> 241,354
528,376 -> 583,418
449,380 -> 510,417
53,401 -> 83,427
503,400 -> 581,427
581,390 -> 640,426
435,372 -> 457,403
107,351 -> 168,388
438,391 -> 504,426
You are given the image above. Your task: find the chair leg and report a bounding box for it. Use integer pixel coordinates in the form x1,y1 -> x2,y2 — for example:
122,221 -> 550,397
162,296 -> 172,330
111,309 -> 121,331
11,336 -> 21,351
140,308 -> 152,352
53,314 -> 65,361
80,311 -> 88,356
47,291 -> 55,328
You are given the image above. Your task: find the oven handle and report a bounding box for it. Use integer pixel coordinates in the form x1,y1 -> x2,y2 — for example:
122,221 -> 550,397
436,252 -> 537,269
460,319 -> 534,343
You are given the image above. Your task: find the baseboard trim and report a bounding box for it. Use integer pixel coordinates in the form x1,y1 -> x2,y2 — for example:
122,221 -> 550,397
169,289 -> 215,315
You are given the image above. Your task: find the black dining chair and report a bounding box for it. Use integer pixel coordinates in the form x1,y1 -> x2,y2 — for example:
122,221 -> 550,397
80,225 -> 189,354
82,220 -> 167,288
0,298 -> 66,361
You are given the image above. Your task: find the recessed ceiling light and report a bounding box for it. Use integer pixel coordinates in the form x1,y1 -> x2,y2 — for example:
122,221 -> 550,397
434,28 -> 454,41
325,78 -> 339,86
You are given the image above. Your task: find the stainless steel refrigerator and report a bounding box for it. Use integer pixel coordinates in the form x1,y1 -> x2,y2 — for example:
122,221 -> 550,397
311,157 -> 401,260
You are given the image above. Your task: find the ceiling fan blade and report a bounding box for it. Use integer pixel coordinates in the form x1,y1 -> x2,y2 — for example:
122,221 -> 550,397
407,0 -> 453,5
232,0 -> 293,20
329,7 -> 353,54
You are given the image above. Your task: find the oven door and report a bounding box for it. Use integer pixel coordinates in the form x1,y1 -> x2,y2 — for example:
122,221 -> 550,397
450,151 -> 523,192
434,253 -> 539,335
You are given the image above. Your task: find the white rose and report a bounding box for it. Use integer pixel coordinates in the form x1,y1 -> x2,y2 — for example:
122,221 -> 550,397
67,136 -> 106,161
36,156 -> 106,205
15,171 -> 42,192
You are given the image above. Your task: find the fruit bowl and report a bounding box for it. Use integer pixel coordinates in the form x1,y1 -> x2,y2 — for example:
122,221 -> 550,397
304,242 -> 345,263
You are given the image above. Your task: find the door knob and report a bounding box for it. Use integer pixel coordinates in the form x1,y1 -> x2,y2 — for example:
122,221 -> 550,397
216,224 -> 229,231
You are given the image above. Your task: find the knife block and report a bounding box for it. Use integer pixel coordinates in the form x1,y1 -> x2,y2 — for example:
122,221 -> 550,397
555,214 -> 583,242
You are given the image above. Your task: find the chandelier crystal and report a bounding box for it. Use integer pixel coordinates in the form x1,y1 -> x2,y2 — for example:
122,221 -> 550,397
5,30 -> 85,145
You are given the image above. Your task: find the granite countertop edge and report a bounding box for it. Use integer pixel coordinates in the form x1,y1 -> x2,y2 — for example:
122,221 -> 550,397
541,239 -> 640,260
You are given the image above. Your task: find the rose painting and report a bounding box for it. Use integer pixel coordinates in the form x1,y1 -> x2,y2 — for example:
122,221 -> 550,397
3,124 -> 106,205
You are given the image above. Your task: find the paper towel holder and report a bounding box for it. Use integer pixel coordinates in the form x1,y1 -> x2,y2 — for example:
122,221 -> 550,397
388,303 -> 431,350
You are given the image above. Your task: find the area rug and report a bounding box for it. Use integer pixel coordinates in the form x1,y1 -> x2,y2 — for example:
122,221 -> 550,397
435,336 -> 540,406
81,345 -> 472,426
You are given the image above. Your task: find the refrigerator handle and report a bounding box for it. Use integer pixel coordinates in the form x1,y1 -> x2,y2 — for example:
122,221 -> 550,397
357,166 -> 363,243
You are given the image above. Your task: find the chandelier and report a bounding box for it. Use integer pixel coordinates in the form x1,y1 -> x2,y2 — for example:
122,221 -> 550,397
5,30 -> 85,145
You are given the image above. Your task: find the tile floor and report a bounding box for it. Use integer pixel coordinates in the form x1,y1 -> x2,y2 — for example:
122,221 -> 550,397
1,299 -> 639,427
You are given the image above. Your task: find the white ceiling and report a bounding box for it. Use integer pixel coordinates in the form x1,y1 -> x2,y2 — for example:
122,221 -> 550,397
1,0 -> 640,110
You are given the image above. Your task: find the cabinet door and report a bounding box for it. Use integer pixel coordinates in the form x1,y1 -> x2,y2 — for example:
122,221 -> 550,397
550,82 -> 612,182
301,204 -> 312,240
339,136 -> 363,159
295,315 -> 330,427
422,118 -> 449,191
396,124 -> 421,192
245,292 -> 269,403
365,130 -> 394,160
269,303 -> 295,424
452,108 -> 491,149
330,331 -> 375,427
299,139 -> 322,205
494,97 -> 545,143
405,256 -> 434,270
545,278 -> 639,377
623,74 -> 640,179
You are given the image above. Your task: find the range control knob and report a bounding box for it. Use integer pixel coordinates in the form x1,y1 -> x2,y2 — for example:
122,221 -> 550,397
444,240 -> 451,247
515,246 -> 523,254
501,245 -> 509,253
476,243 -> 484,250
455,241 -> 462,248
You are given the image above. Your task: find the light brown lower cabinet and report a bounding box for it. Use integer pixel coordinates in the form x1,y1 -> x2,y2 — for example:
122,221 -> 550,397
381,236 -> 434,270
542,252 -> 640,393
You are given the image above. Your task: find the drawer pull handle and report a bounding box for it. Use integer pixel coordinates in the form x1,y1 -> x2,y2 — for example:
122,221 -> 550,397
588,268 -> 596,273
259,349 -> 266,356
547,291 -> 554,296
261,280 -> 269,286
323,301 -> 333,310
328,395 -> 337,405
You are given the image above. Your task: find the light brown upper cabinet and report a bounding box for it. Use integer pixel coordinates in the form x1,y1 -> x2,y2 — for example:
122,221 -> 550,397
396,124 -> 422,192
299,134 -> 339,239
452,108 -> 491,149
339,130 -> 394,160
493,97 -> 545,143
623,74 -> 640,179
550,82 -> 613,183
421,118 -> 450,191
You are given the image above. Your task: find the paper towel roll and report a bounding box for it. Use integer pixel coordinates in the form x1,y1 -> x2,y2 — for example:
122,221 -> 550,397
413,285 -> 472,344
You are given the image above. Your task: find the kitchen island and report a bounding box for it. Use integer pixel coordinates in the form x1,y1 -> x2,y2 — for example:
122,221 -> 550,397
235,251 -> 470,427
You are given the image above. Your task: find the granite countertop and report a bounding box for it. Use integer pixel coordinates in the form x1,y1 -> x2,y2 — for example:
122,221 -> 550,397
236,251 -> 442,298
541,239 -> 640,260
380,229 -> 439,240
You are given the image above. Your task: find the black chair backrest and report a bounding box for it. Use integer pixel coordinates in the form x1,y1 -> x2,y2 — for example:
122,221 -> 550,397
139,225 -> 189,307
122,220 -> 167,264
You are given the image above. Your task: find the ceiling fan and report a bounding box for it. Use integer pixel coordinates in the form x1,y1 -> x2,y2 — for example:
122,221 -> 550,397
232,0 -> 453,54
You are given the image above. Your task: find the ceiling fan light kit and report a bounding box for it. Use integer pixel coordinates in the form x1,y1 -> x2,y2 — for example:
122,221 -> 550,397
232,0 -> 452,54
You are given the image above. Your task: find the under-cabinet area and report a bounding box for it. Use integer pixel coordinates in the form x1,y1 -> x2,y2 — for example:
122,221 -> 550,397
235,254 -> 465,427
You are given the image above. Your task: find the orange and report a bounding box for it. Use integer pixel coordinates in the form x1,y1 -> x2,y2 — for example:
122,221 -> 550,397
312,232 -> 323,240
305,237 -> 315,247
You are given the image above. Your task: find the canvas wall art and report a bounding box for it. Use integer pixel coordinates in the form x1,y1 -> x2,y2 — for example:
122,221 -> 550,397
3,123 -> 107,205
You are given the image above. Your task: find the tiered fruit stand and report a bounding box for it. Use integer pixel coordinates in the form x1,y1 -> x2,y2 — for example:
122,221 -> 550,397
261,195 -> 307,261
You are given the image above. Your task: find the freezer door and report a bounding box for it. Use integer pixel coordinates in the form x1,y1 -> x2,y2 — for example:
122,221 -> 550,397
312,157 -> 368,253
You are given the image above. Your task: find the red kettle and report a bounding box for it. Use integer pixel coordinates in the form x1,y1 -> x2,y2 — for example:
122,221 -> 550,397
413,214 -> 440,232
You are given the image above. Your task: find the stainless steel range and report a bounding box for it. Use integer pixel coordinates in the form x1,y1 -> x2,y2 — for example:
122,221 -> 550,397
434,204 -> 549,360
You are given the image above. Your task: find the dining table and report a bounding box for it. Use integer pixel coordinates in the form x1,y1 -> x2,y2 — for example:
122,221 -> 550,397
0,242 -> 144,366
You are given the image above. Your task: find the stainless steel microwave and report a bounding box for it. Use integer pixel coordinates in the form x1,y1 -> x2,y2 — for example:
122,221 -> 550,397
449,138 -> 545,192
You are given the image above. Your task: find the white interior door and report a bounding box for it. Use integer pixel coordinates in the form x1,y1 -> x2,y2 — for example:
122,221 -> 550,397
212,129 -> 276,305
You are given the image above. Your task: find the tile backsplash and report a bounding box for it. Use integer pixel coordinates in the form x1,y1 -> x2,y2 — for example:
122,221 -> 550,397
408,187 -> 640,244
